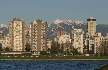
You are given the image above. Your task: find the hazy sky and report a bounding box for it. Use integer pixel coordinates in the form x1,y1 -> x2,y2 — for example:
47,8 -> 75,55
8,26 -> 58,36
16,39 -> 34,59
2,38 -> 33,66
0,0 -> 108,25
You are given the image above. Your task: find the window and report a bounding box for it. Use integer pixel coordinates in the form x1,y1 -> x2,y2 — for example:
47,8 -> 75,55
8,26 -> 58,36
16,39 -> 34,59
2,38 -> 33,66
90,22 -> 93,26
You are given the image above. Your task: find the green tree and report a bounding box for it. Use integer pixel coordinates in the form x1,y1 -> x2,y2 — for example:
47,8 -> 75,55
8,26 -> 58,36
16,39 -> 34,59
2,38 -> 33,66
5,47 -> 11,52
25,43 -> 31,52
72,48 -> 80,55
40,51 -> 47,55
47,48 -> 51,53
51,47 -> 58,54
50,41 -> 58,54
0,43 -> 2,51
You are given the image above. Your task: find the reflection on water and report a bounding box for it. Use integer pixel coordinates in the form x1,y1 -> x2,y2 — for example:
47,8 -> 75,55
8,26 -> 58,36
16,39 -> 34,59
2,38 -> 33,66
0,60 -> 107,70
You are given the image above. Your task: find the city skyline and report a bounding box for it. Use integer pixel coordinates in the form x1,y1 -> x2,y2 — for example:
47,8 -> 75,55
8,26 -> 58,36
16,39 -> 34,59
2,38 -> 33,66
0,0 -> 108,25
0,1 -> 108,69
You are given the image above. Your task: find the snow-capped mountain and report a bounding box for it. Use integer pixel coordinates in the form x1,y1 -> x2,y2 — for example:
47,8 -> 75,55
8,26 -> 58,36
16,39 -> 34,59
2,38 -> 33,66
0,24 -> 8,28
54,19 -> 73,24
54,19 -> 85,25
0,24 -> 9,36
0,20 -> 108,41
48,20 -> 108,40
74,21 -> 85,24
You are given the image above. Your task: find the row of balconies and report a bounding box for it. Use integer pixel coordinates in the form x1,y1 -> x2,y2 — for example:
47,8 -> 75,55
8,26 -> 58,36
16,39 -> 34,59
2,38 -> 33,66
32,33 -> 45,35
32,36 -> 45,39
32,42 -> 45,45
33,26 -> 46,28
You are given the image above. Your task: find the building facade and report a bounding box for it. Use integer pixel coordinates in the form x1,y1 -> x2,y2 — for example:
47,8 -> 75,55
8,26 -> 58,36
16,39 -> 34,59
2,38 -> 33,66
0,31 -> 3,40
85,33 -> 95,53
0,34 -> 11,51
87,17 -> 96,36
46,39 -> 52,49
72,29 -> 84,53
86,17 -> 97,54
9,18 -> 26,51
30,19 -> 47,55
54,34 -> 71,54
94,33 -> 104,54
104,33 -> 108,54
57,28 -> 66,37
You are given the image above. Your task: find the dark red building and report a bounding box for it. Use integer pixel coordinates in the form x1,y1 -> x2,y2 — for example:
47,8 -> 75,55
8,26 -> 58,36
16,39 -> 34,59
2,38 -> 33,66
57,28 -> 66,37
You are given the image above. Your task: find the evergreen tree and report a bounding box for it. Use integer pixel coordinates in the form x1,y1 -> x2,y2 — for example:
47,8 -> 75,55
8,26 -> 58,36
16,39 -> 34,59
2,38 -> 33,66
25,43 -> 31,52
0,43 -> 2,51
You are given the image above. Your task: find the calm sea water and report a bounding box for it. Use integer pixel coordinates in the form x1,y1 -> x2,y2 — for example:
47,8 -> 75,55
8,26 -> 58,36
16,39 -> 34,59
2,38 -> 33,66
0,60 -> 107,70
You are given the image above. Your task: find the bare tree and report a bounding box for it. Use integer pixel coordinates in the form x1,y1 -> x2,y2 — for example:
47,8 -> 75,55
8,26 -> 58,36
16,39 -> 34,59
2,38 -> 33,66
96,41 -> 105,57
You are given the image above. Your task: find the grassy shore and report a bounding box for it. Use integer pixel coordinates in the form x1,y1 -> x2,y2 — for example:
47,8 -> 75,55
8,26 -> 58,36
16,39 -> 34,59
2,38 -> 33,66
0,55 -> 108,61
0,52 -> 108,61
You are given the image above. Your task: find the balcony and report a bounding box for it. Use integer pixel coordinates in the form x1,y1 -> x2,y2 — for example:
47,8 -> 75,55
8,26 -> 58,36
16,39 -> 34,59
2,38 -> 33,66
41,28 -> 45,29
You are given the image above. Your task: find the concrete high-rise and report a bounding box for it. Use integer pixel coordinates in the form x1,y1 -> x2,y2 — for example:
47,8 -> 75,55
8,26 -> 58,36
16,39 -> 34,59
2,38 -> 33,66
9,18 -> 26,51
72,29 -> 84,53
87,17 -> 96,36
29,19 -> 47,55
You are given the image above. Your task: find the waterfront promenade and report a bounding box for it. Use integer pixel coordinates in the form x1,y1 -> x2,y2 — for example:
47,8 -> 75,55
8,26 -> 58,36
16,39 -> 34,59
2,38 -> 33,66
0,55 -> 108,61
0,52 -> 108,61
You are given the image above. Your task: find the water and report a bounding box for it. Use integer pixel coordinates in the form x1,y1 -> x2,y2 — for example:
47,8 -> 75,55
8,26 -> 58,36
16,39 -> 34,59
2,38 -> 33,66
0,60 -> 107,70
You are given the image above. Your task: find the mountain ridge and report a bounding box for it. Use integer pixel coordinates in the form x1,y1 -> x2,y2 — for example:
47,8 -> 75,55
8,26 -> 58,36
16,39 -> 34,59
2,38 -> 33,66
54,19 -> 85,25
0,19 -> 108,40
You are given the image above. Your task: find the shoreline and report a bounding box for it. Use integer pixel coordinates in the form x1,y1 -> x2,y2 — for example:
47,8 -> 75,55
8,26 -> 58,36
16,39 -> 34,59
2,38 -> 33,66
0,59 -> 108,61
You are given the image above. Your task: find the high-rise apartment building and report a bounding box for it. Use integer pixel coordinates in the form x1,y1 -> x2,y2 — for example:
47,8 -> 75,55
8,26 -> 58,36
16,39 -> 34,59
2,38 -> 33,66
87,17 -> 96,36
29,19 -> 47,55
72,29 -> 84,53
9,18 -> 26,51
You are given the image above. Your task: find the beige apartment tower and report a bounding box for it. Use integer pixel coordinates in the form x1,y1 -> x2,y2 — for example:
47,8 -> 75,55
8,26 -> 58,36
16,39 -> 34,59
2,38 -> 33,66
30,19 -> 47,55
72,29 -> 84,53
9,18 -> 26,51
87,17 -> 96,36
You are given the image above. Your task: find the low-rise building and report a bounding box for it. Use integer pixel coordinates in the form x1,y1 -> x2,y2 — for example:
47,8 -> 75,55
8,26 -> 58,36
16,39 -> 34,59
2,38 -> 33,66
54,34 -> 71,53
0,34 -> 11,51
86,32 -> 105,54
104,33 -> 108,54
57,28 -> 66,37
46,39 -> 52,49
94,33 -> 104,54
0,31 -> 3,40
